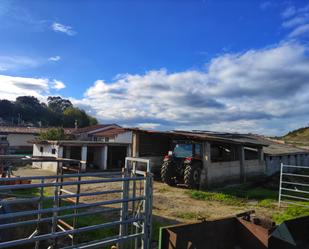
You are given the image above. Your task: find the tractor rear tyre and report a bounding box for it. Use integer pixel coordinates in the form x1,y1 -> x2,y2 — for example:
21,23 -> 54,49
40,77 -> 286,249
161,162 -> 176,186
184,163 -> 201,189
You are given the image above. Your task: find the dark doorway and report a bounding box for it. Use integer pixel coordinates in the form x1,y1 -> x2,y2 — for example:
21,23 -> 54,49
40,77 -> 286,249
64,146 -> 81,160
107,146 -> 127,169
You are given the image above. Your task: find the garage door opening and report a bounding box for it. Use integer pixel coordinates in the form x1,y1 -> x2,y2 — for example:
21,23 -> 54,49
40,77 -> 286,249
107,146 -> 127,169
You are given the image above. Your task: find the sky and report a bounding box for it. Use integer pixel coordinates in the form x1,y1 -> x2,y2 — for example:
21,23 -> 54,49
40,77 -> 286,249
0,0 -> 309,135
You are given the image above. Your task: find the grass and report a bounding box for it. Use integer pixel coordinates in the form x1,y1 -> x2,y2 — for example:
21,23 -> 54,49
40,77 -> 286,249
273,203 -> 309,224
187,182 -> 279,207
188,190 -> 245,206
257,199 -> 276,208
187,182 -> 309,227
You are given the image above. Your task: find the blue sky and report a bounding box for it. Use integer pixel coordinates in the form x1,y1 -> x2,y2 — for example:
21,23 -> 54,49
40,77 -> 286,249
0,0 -> 309,135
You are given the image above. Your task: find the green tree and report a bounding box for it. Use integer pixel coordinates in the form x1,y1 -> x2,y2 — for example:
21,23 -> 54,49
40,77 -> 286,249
15,96 -> 46,122
63,107 -> 90,127
0,99 -> 16,119
39,128 -> 72,140
47,96 -> 73,113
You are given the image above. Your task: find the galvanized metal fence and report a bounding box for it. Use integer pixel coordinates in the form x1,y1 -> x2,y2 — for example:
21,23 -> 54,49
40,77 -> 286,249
0,157 -> 152,249
278,163 -> 309,208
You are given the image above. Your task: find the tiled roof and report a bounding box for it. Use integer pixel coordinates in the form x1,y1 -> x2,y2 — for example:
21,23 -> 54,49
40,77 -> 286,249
0,126 -> 73,135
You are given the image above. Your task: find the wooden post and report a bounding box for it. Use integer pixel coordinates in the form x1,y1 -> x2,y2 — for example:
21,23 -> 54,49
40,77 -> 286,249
258,147 -> 265,174
81,145 -> 87,171
200,141 -> 211,189
132,132 -> 140,157
239,145 -> 245,182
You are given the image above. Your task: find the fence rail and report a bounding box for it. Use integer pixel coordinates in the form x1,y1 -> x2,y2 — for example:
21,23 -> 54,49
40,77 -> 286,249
0,157 -> 152,249
278,163 -> 309,208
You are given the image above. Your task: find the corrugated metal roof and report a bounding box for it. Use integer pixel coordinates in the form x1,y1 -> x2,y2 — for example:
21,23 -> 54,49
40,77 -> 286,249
248,135 -> 309,156
125,128 -> 268,147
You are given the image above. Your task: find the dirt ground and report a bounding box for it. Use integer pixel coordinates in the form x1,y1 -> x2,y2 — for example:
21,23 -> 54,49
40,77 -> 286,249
13,166 -> 277,224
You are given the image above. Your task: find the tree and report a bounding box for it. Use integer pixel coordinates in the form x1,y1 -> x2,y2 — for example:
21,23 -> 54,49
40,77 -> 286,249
38,128 -> 72,140
47,96 -> 73,113
15,96 -> 46,122
0,96 -> 98,128
0,99 -> 16,118
88,115 -> 98,126
63,107 -> 90,127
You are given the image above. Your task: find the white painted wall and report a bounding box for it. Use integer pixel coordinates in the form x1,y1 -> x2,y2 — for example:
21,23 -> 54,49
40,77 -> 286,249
7,134 -> 36,147
32,144 -> 60,172
114,131 -> 132,144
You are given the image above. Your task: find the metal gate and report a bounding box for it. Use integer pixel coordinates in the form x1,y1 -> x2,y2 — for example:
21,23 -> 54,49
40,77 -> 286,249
278,163 -> 309,208
0,156 -> 153,249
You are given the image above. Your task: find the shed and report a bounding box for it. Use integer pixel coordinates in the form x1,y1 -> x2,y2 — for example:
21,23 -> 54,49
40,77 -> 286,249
127,128 -> 268,187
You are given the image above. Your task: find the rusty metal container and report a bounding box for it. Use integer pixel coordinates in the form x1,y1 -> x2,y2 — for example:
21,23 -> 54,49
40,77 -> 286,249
159,212 -> 309,249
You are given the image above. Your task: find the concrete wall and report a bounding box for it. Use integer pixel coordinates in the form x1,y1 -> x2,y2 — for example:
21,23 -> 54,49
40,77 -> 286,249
139,155 -> 164,174
208,160 -> 241,185
265,153 -> 309,176
32,144 -> 60,172
207,159 -> 263,186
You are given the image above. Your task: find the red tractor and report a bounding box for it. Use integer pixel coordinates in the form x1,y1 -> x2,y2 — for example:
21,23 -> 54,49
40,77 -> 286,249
161,141 -> 203,189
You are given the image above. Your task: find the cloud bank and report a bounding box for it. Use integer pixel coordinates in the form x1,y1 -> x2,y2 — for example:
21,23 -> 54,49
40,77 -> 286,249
0,75 -> 66,100
72,41 -> 309,135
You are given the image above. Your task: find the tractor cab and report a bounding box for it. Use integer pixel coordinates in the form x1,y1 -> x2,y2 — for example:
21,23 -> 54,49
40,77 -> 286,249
161,141 -> 203,188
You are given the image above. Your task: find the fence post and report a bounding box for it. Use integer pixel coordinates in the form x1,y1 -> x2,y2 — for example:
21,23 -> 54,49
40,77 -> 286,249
142,171 -> 153,249
119,168 -> 130,249
278,163 -> 283,207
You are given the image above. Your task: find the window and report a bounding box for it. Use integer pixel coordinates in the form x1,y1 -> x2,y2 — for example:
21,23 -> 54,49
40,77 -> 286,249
105,137 -> 109,142
194,144 -> 202,157
40,147 -> 44,153
52,148 -> 56,155
173,144 -> 193,158
0,137 -> 7,141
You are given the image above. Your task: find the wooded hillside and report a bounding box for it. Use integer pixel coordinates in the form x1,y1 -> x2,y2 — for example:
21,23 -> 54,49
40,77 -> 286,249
0,96 -> 98,128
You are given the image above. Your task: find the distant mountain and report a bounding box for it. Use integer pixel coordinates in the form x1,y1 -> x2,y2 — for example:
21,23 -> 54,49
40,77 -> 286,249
282,126 -> 309,147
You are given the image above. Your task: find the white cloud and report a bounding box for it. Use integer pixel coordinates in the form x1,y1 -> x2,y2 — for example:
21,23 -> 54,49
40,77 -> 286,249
74,42 -> 309,135
0,75 -> 66,100
0,75 -> 49,100
52,80 -> 66,90
288,23 -> 309,37
0,56 -> 39,71
48,56 -> 61,62
281,4 -> 309,38
51,22 -> 76,36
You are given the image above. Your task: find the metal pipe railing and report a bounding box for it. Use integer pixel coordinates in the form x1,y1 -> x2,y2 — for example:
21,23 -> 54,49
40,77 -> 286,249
0,156 -> 153,249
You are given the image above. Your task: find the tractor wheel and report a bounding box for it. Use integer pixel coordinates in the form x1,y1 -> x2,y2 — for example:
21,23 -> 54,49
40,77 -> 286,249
161,162 -> 176,186
184,163 -> 201,189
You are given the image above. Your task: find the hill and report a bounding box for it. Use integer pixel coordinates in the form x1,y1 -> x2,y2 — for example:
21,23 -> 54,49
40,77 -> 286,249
0,96 -> 98,128
282,126 -> 309,147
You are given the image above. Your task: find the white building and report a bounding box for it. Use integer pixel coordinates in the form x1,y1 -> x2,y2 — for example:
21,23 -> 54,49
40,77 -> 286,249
32,126 -> 133,172
0,126 -> 43,155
